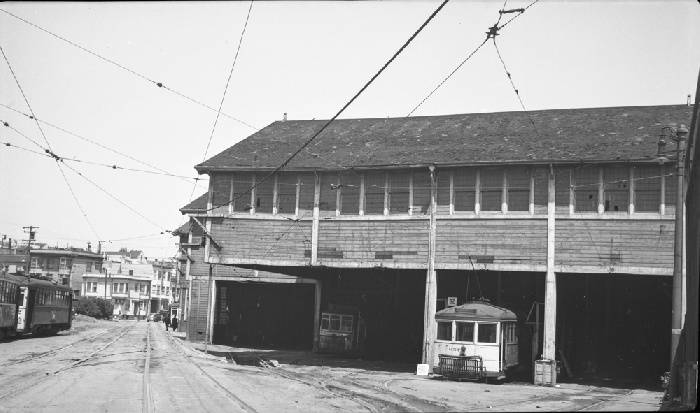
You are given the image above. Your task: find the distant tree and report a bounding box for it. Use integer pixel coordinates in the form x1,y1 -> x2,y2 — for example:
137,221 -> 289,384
75,296 -> 114,319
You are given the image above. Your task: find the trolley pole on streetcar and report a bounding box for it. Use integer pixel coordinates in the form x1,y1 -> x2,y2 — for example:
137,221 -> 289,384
22,226 -> 38,284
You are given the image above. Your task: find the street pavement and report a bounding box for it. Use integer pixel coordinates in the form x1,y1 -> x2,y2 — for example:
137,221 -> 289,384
0,318 -> 665,412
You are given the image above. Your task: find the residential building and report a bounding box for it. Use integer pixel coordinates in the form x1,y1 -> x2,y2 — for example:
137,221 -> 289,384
179,105 -> 693,385
151,259 -> 175,314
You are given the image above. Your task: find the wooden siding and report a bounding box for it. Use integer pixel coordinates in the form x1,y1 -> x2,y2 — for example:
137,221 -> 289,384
436,219 -> 547,267
317,219 -> 429,266
186,277 -> 209,342
555,218 -> 674,271
209,218 -> 312,263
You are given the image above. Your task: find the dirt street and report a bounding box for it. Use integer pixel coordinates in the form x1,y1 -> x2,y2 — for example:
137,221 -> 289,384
0,319 -> 664,412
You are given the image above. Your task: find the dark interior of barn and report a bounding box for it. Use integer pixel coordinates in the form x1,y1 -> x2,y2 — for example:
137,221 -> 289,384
212,281 -> 315,350
320,269 -> 426,363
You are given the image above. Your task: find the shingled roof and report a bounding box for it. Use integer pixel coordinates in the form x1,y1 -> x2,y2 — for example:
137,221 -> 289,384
195,105 -> 693,172
179,193 -> 207,214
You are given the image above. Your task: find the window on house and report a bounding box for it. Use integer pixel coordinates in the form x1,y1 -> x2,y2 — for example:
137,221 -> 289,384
437,321 -> 452,341
412,171 -> 431,215
210,173 -> 232,213
454,168 -> 476,212
329,314 -> 341,331
319,173 -> 337,215
233,173 -> 254,212
664,165 -> 677,216
60,258 -> 67,268
255,175 -> 274,213
86,262 -> 93,272
456,322 -> 475,342
574,167 -> 598,212
389,171 -> 410,214
297,173 -> 315,216
604,166 -> 629,212
113,283 -> 118,293
555,167 -> 572,213
129,270 -> 133,276
30,257 -> 38,268
339,172 -> 360,215
436,170 -> 451,214
91,282 -> 97,293
364,172 -> 385,214
477,323 -> 497,343
634,165 -> 661,212
507,167 -> 530,211
277,173 -> 297,214
480,168 -> 502,211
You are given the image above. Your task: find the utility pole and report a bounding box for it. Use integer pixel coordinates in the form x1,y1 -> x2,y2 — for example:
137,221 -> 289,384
22,226 -> 38,283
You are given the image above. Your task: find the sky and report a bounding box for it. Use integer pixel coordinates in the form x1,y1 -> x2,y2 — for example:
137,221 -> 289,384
0,0 -> 698,259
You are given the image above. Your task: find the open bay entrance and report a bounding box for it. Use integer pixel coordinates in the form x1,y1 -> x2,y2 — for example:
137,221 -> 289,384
213,281 -> 315,350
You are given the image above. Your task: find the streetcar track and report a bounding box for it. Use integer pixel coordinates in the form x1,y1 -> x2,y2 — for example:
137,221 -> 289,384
0,325 -> 121,368
142,321 -> 153,413
0,323 -> 134,401
163,328 -> 259,413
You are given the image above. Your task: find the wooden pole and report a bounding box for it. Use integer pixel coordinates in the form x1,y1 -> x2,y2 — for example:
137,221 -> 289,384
543,165 -> 557,364
311,172 -> 321,265
422,165 -> 438,368
313,279 -> 322,352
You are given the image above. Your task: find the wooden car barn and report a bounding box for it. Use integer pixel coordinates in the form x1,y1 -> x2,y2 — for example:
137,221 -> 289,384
177,105 -> 692,386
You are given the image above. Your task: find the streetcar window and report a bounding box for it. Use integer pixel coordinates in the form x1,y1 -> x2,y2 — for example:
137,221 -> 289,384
18,290 -> 25,306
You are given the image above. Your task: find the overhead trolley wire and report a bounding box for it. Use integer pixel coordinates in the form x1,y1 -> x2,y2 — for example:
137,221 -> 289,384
192,0 -> 255,202
202,0 -> 452,214
55,162 -> 102,240
1,103 -> 203,185
406,0 -> 541,117
0,43 -> 55,154
0,8 -> 258,131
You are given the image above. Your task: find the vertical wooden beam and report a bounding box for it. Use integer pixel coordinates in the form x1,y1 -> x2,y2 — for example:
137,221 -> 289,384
359,173 -> 365,216
629,166 -> 635,214
449,171 -> 455,215
206,175 -> 214,213
295,175 -> 301,217
272,174 -> 279,215
228,175 -> 234,214
475,169 -> 481,214
569,169 -> 575,215
336,174 -> 341,217
408,171 -> 414,216
502,169 -> 508,213
529,168 -> 535,215
422,165 -> 438,369
543,165 -> 557,368
598,168 -> 605,214
312,279 -> 322,352
250,174 -> 256,215
311,172 -> 321,265
384,172 -> 390,216
660,165 -> 666,215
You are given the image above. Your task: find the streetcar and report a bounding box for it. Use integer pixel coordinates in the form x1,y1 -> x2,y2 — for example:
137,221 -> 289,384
433,301 -> 519,381
0,274 -> 73,339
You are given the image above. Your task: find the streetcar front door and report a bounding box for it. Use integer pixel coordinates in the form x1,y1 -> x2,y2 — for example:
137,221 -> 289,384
16,286 -> 29,332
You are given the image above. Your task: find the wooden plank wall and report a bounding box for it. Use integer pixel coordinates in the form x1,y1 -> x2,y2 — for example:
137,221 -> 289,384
555,219 -> 674,271
209,218 -> 312,263
436,219 -> 547,267
186,277 -> 209,342
317,220 -> 429,266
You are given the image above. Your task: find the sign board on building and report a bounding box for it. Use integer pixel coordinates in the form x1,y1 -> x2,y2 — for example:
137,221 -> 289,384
447,297 -> 458,307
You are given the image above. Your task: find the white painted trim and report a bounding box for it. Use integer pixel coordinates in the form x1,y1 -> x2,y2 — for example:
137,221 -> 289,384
359,173 -> 365,216
191,212 -> 673,221
449,171 -> 455,215
408,171 -> 414,216
598,168 -> 605,214
529,168 -> 535,215
295,175 -> 301,218
660,165 -> 666,215
502,169 -> 508,213
569,169 -> 575,215
383,172 -> 390,216
474,169 -> 481,214
228,175 -> 234,215
272,174 -> 279,215
336,174 -> 341,217
311,172 -> 321,265
250,174 -> 256,215
629,166 -> 635,214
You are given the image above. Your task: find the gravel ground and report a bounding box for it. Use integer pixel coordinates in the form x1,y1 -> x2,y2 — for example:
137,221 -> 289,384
0,319 -> 665,412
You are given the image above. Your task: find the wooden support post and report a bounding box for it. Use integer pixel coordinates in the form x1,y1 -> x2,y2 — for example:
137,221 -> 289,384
598,168 -> 605,214
311,172 -> 321,265
502,169 -> 508,213
408,171 -> 414,216
313,279 -> 322,352
529,168 -> 535,215
295,175 -> 301,218
422,165 -> 438,368
228,175 -> 234,214
336,174 -> 341,217
660,165 -> 666,215
475,169 -> 481,214
250,174 -> 256,215
384,172 -> 390,216
359,174 -> 365,216
629,166 -> 635,214
543,165 -> 557,366
449,171 -> 455,215
569,169 -> 575,215
272,174 -> 279,215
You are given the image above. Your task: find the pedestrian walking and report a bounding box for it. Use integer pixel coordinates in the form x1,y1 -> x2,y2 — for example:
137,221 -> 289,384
164,314 -> 171,331
171,316 -> 179,331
